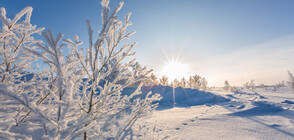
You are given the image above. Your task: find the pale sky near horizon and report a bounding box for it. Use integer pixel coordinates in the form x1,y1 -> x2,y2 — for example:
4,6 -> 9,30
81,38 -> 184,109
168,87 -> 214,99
1,0 -> 294,86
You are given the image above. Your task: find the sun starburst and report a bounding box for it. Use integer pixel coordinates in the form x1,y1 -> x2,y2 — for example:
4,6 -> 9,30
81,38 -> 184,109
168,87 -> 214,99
161,58 -> 189,81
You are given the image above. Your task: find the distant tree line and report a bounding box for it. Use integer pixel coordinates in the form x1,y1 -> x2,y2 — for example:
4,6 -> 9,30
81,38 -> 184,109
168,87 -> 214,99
143,74 -> 208,91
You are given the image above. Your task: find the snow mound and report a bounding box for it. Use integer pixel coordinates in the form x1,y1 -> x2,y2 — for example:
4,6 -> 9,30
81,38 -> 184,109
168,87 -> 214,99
230,101 -> 284,117
281,100 -> 294,104
234,91 -> 267,99
132,85 -> 229,107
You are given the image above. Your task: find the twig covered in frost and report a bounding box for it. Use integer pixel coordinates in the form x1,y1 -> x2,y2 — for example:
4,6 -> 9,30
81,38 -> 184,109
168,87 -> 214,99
0,0 -> 161,139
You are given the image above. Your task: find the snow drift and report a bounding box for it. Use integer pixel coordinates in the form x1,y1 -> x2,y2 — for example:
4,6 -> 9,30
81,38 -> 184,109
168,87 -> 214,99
229,101 -> 284,117
123,85 -> 230,107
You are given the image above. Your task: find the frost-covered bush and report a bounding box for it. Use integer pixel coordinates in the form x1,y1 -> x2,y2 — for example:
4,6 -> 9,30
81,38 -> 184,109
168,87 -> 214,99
259,83 -> 265,89
224,80 -> 230,91
230,86 -> 241,93
201,78 -> 208,90
144,73 -> 158,86
188,75 -> 201,89
159,75 -> 168,86
180,77 -> 187,88
0,6 -> 45,139
287,71 -> 294,92
171,79 -> 180,87
0,1 -> 161,139
271,81 -> 285,92
187,75 -> 207,90
243,80 -> 255,91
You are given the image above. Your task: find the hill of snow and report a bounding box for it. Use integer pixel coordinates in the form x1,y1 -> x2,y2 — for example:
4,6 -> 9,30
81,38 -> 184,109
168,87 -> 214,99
123,85 -> 230,107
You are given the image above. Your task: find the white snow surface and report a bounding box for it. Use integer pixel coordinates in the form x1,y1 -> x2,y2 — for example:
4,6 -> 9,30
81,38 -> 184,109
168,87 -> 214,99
133,86 -> 294,140
1,86 -> 294,139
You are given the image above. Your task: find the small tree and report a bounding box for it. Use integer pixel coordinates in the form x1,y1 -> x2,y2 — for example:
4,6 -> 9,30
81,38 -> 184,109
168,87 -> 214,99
150,73 -> 158,85
0,1 -> 161,139
180,77 -> 187,88
187,75 -> 207,90
224,80 -> 230,91
159,75 -> 168,86
171,79 -> 180,88
130,61 -> 148,87
243,82 -> 250,90
288,71 -> 294,92
188,76 -> 193,88
249,80 -> 256,91
194,75 -> 202,89
259,83 -> 265,89
144,73 -> 158,86
201,78 -> 208,90
243,80 -> 255,91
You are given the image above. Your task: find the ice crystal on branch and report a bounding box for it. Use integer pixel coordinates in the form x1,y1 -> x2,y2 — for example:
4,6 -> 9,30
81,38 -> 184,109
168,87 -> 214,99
0,1 -> 161,139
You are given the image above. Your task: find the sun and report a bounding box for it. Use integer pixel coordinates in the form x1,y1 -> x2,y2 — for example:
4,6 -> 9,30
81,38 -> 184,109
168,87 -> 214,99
161,60 -> 189,81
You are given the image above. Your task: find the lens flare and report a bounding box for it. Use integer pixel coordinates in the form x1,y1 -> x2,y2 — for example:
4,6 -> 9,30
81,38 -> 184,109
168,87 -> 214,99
161,59 -> 189,81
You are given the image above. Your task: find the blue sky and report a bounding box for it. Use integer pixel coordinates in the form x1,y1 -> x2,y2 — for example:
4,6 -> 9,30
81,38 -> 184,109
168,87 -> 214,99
2,0 -> 294,86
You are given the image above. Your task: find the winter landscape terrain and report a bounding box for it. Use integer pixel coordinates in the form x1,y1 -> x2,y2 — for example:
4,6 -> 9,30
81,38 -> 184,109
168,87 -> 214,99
134,86 -> 294,139
1,0 -> 294,139
2,84 -> 294,139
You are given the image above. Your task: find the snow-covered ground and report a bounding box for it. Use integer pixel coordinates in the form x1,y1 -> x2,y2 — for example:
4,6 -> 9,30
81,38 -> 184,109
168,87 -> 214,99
135,86 -> 294,140
1,86 -> 294,139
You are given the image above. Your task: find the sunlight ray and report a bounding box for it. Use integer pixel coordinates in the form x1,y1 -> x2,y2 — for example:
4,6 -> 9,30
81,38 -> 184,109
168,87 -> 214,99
156,35 -> 171,63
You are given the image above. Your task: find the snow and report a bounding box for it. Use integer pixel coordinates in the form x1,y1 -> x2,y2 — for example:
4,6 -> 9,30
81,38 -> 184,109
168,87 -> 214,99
1,85 -> 294,139
132,86 -> 294,139
125,85 -> 229,107
1,1 -> 294,139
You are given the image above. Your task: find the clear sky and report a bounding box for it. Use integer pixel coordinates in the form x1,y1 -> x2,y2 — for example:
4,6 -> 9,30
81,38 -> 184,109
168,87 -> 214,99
2,0 -> 294,86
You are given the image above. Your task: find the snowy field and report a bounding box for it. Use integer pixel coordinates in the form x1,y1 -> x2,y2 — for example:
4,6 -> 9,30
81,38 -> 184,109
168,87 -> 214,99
134,86 -> 294,140
1,85 -> 294,139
